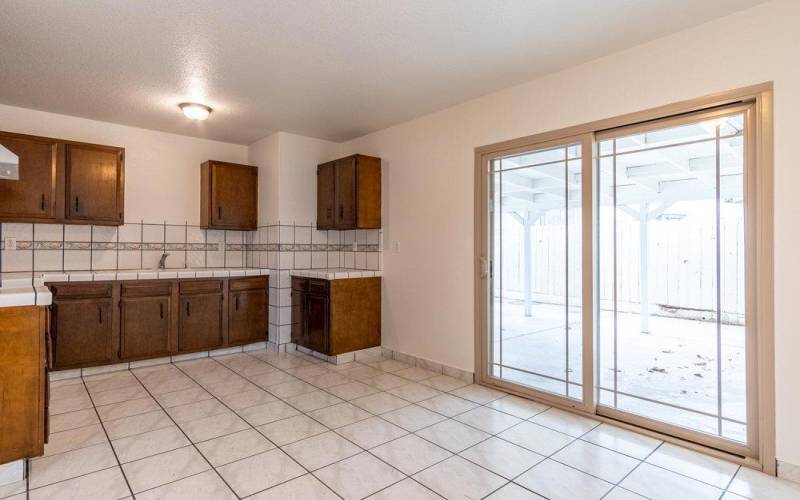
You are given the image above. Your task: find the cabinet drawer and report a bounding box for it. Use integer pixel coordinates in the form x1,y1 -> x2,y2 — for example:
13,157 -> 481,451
50,282 -> 112,299
230,276 -> 267,292
179,279 -> 222,295
121,281 -> 172,297
292,277 -> 308,291
308,279 -> 329,295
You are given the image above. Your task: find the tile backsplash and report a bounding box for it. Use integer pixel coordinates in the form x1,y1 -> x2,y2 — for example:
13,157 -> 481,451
0,221 -> 382,274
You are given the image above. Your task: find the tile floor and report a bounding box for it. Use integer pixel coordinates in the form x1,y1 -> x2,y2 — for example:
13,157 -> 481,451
4,350 -> 800,499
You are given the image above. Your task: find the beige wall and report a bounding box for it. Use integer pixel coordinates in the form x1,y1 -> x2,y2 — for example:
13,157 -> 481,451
339,0 -> 800,464
248,132 -> 281,224
0,103 -> 248,225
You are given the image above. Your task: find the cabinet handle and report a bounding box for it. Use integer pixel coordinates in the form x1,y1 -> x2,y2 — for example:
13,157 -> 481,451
338,205 -> 343,218
40,194 -> 45,211
98,305 -> 102,324
159,303 -> 164,319
186,301 -> 190,317
218,206 -> 222,220
75,196 -> 80,213
235,294 -> 239,311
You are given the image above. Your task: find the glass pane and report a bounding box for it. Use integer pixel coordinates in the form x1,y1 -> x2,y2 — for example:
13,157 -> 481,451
598,113 -> 748,444
490,143 -> 582,400
0,145 -> 19,180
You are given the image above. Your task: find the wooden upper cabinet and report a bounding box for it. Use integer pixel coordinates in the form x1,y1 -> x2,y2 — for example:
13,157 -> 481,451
0,132 -> 60,222
201,160 -> 258,230
317,154 -> 381,230
65,143 -> 125,225
316,161 -> 336,229
0,130 -> 124,225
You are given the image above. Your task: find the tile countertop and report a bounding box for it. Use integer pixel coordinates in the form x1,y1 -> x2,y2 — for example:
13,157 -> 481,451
0,268 -> 271,308
289,268 -> 383,280
0,268 -> 382,308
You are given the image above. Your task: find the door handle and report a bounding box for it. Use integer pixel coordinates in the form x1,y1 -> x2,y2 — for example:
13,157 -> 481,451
159,303 -> 164,319
40,194 -> 45,211
479,257 -> 489,279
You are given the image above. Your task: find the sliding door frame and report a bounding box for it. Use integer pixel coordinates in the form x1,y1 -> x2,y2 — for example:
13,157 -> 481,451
474,82 -> 774,473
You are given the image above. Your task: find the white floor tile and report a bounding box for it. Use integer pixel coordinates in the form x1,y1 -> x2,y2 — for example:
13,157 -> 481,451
646,443 -> 739,489
315,452 -> 405,500
195,428 -> 275,466
335,417 -> 408,449
256,414 -> 328,446
498,421 -> 574,455
28,443 -> 117,489
413,456 -> 507,500
415,419 -> 491,453
122,446 -> 210,494
515,459 -> 613,500
454,406 -> 523,434
28,466 -> 130,500
135,470 -> 236,500
460,437 -> 544,479
581,424 -> 662,459
247,474 -> 339,500
529,407 -> 599,437
216,449 -> 305,498
366,478 -> 442,499
485,483 -> 547,499
282,431 -> 362,470
728,465 -> 800,500
371,434 -> 453,475
620,462 -> 723,500
381,404 -> 448,431
552,439 -> 640,483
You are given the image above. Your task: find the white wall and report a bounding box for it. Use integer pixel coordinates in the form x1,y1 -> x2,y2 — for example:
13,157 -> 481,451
338,0 -> 800,464
247,132 -> 341,225
248,132 -> 281,224
0,104 -> 248,225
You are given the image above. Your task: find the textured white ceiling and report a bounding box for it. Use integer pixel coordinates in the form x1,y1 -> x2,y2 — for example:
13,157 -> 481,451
0,0 -> 767,144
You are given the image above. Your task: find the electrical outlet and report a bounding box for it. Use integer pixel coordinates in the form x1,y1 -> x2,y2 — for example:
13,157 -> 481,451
4,236 -> 17,251
393,241 -> 400,253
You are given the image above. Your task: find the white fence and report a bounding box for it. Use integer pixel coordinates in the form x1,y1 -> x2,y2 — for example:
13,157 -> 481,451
499,200 -> 745,325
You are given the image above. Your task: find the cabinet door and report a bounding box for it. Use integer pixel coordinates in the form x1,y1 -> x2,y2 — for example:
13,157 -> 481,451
120,295 -> 171,360
0,133 -> 58,221
229,290 -> 267,345
179,293 -> 223,352
305,293 -> 329,354
66,144 -> 124,224
317,162 -> 336,229
291,288 -> 306,346
334,157 -> 357,228
52,298 -> 114,369
211,162 -> 257,230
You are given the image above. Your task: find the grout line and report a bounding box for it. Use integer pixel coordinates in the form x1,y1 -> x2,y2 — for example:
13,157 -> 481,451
38,352 -> 742,500
75,378 -> 135,498
169,357 -> 344,500
127,368 -> 242,498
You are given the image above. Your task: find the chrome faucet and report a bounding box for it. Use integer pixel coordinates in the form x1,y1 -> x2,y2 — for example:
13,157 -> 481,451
158,253 -> 170,269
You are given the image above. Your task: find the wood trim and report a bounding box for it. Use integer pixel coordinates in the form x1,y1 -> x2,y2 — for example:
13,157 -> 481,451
474,82 -> 776,473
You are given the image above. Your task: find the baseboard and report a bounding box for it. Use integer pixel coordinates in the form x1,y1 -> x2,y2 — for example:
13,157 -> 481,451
778,459 -> 800,483
380,347 -> 475,384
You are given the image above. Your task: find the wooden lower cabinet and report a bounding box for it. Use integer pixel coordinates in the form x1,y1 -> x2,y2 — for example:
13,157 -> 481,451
291,277 -> 380,356
228,277 -> 268,346
0,306 -> 47,463
119,281 -> 173,361
50,282 -> 116,370
179,280 -> 224,352
47,275 -> 268,370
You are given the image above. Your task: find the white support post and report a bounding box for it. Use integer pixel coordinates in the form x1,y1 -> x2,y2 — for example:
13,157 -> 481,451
639,202 -> 650,333
523,212 -> 533,317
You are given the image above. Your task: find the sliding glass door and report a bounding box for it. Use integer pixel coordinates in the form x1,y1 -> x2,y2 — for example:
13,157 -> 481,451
486,135 -> 592,409
596,106 -> 755,454
478,98 -> 765,459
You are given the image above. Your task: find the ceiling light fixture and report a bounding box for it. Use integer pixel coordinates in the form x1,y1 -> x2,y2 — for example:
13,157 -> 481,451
178,102 -> 212,120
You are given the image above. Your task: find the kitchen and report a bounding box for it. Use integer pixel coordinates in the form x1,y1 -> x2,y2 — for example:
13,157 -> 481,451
2,1 -> 800,499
